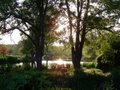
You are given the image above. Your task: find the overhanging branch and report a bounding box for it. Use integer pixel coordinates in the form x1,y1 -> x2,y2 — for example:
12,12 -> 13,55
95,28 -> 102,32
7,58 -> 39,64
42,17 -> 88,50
16,27 -> 37,47
0,26 -> 37,47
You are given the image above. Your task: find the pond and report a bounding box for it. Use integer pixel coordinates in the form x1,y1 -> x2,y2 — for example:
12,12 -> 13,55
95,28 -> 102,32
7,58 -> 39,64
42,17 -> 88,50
16,58 -> 84,69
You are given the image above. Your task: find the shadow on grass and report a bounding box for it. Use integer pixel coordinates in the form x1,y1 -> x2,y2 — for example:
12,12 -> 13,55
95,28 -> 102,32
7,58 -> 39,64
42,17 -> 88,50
68,69 -> 108,90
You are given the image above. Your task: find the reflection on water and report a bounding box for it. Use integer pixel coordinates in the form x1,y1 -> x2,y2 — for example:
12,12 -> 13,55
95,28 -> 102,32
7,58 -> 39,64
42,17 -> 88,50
42,59 -> 72,65
16,59 -> 72,66
16,58 -> 73,68
42,58 -> 73,69
15,63 -> 23,66
15,59 -> 85,69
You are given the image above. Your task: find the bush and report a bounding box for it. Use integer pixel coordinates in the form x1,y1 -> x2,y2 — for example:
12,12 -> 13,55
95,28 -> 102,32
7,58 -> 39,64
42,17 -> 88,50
0,56 -> 19,64
0,70 -> 52,90
0,56 -> 20,72
0,57 -> 7,64
22,56 -> 31,63
6,56 -> 19,64
97,33 -> 120,71
84,68 -> 104,75
96,54 -> 113,70
102,81 -> 114,90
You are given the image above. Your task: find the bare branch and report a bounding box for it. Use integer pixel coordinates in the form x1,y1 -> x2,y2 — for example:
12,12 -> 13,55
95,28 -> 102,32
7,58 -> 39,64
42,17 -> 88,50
65,0 -> 73,46
16,28 -> 37,47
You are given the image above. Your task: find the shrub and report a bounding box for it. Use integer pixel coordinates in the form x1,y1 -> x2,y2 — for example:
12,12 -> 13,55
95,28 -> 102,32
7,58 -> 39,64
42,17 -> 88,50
102,81 -> 114,90
0,56 -> 19,64
6,56 -> 19,64
97,33 -> 120,70
0,70 -> 52,90
0,56 -> 20,72
96,54 -> 113,70
84,68 -> 104,76
0,57 -> 7,64
22,56 -> 31,63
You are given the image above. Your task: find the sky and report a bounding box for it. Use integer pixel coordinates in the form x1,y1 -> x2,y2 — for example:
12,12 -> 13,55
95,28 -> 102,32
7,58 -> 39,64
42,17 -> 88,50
0,30 -> 21,44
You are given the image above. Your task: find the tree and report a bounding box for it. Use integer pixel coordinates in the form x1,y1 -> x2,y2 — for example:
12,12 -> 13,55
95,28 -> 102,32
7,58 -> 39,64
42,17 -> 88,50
61,0 -> 120,70
5,44 -> 22,56
0,46 -> 8,56
0,0 -> 59,70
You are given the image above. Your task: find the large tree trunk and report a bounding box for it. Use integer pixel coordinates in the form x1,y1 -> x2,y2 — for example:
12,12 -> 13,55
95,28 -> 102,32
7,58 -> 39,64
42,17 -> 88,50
36,55 -> 42,71
73,0 -> 89,71
72,26 -> 87,70
35,48 -> 43,71
65,0 -> 89,71
72,41 -> 85,70
72,45 -> 82,70
34,0 -> 46,71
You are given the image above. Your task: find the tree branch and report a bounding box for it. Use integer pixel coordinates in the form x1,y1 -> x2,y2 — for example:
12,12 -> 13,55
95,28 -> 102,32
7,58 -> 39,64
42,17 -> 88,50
0,26 -> 37,47
16,28 -> 37,47
12,12 -> 37,29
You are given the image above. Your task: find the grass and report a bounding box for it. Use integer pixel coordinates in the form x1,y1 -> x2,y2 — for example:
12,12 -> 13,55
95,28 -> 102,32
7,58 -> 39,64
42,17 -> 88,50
82,62 -> 96,69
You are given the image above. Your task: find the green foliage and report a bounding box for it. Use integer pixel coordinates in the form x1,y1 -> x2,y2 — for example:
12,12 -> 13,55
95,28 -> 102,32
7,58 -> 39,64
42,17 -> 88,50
20,39 -> 34,55
69,70 -> 107,90
2,67 -> 120,90
84,68 -> 104,76
3,44 -> 23,56
103,81 -> 114,90
22,55 -> 31,63
0,56 -> 19,64
46,46 -> 71,59
0,70 -> 52,90
83,30 -> 104,62
7,56 -> 19,64
110,68 -> 120,90
0,0 -> 16,15
96,32 -> 120,70
87,16 -> 109,30
0,56 -> 20,72
96,54 -> 111,70
0,56 -> 7,64
102,0 -> 120,11
82,62 -> 96,69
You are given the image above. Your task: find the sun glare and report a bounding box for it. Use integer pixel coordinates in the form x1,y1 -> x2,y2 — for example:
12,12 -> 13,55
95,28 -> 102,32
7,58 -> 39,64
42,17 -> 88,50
17,0 -> 24,3
56,58 -> 64,65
